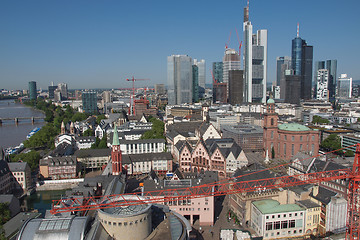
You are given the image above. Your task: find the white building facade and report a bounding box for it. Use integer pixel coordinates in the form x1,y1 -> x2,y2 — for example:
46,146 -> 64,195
316,69 -> 329,101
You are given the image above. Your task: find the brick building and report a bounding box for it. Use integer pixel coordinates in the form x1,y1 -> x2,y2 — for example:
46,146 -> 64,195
263,98 -> 319,160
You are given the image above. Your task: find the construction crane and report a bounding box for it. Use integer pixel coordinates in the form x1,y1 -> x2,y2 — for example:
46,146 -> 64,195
51,144 -> 360,239
225,31 -> 232,49
126,77 -> 149,116
236,28 -> 243,58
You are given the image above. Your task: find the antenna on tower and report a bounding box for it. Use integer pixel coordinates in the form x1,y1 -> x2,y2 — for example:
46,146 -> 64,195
297,23 -> 299,37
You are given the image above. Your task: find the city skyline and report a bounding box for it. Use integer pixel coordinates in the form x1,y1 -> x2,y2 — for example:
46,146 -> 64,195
1,0 -> 359,90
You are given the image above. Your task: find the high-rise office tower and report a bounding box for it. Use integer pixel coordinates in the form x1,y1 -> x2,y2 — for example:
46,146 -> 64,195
82,91 -> 98,114
291,24 -> 313,100
48,85 -> 57,99
212,62 -> 227,103
57,83 -> 68,100
192,65 -> 199,102
212,62 -> 223,83
28,81 -> 37,100
284,70 -> 301,105
167,55 -> 193,105
276,56 -> 291,85
193,59 -> 206,98
228,70 -> 244,105
222,48 -> 240,91
243,2 -> 267,103
276,56 -> 291,99
338,74 -> 352,98
326,60 -> 337,102
316,69 -> 329,101
314,60 -> 337,101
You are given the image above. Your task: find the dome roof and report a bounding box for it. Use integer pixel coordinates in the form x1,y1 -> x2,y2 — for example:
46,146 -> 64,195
267,98 -> 275,104
278,123 -> 311,132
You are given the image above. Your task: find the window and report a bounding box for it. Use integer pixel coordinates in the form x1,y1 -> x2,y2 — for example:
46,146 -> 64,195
266,216 -> 269,219
281,221 -> 288,229
274,221 -> 281,229
300,144 -> 303,151
284,143 -> 286,155
289,220 -> 295,228
271,118 -> 274,126
312,135 -> 315,141
292,136 -> 294,141
295,213 -> 297,216
292,144 -> 294,156
271,131 -> 274,139
284,135 -> 287,140
266,222 -> 273,230
300,136 -> 303,141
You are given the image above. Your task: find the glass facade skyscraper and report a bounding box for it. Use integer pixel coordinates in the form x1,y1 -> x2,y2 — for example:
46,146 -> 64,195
276,56 -> 291,99
167,55 -> 193,105
291,29 -> 313,100
192,65 -> 199,103
82,91 -> 98,114
193,59 -> 205,98
28,81 -> 37,100
212,62 -> 223,83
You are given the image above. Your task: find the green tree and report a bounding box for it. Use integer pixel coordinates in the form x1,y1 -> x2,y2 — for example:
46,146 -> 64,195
312,115 -> 330,124
71,112 -> 88,122
321,134 -> 342,154
96,114 -> 107,125
141,117 -> 165,139
11,151 -> 40,171
83,128 -> 94,136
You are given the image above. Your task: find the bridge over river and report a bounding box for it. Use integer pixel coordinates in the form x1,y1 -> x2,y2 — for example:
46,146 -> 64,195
0,117 -> 44,125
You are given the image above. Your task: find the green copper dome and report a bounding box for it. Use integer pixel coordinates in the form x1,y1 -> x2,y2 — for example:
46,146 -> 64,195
112,125 -> 120,146
267,98 -> 275,104
278,123 -> 311,132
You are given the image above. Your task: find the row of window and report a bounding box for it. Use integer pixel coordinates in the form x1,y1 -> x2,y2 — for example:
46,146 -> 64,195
266,212 -> 303,219
178,207 -> 210,211
265,229 -> 302,237
100,216 -> 147,227
265,220 -> 297,230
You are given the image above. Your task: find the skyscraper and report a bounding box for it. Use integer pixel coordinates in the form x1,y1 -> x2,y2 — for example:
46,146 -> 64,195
48,85 -> 57,99
326,60 -> 337,102
243,2 -> 267,103
285,71 -> 301,105
316,69 -> 329,101
57,83 -> 68,100
228,70 -> 244,105
291,24 -> 313,100
82,91 -> 98,114
212,62 -> 223,83
314,60 -> 337,101
276,56 -> 291,99
28,81 -> 37,100
222,48 -> 241,92
193,59 -> 206,98
192,65 -> 199,102
338,74 -> 352,98
167,55 -> 193,105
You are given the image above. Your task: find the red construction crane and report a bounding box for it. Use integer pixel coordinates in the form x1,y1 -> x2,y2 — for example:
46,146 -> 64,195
51,144 -> 360,239
236,28 -> 243,58
225,31 -> 232,49
126,77 -> 149,116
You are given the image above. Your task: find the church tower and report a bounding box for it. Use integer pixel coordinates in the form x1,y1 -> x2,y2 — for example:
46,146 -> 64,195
263,98 -> 278,158
111,125 -> 122,175
61,121 -> 66,134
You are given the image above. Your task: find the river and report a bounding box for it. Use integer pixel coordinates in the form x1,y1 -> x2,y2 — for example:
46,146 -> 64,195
0,99 -> 45,149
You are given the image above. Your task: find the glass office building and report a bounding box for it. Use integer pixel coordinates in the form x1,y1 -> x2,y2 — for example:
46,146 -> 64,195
28,81 -> 37,100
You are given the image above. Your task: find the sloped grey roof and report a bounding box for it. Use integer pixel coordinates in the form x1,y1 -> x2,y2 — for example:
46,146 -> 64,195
0,160 -> 11,177
74,148 -> 111,158
310,186 -> 338,204
8,162 -> 28,172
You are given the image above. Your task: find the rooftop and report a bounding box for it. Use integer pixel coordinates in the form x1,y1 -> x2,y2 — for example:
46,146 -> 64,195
278,123 -> 311,132
253,199 -> 304,214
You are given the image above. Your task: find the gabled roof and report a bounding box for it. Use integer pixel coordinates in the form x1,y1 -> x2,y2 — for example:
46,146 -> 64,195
310,186 -> 338,204
8,162 -> 28,172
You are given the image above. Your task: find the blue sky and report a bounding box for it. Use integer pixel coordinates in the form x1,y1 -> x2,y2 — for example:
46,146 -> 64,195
1,0 -> 359,90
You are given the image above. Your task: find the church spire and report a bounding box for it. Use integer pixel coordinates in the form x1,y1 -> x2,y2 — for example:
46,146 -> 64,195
112,125 -> 120,146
